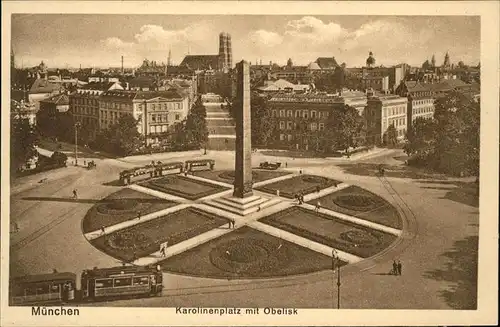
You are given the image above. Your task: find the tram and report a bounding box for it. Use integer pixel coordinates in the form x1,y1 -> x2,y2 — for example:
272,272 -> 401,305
81,265 -> 163,301
185,159 -> 215,172
9,272 -> 76,306
119,161 -> 184,185
9,265 -> 163,305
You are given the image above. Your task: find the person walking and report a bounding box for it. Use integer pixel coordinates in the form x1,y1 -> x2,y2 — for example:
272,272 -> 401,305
231,219 -> 235,229
72,189 -> 78,199
315,200 -> 321,213
285,162 -> 288,168
101,226 -> 105,234
397,260 -> 402,276
160,244 -> 166,257
137,211 -> 141,220
392,260 -> 398,275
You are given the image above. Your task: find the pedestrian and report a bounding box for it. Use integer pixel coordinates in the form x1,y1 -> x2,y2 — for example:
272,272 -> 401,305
101,226 -> 105,234
276,189 -> 280,197
315,201 -> 321,213
84,160 -> 86,166
137,211 -> 141,220
299,169 -> 303,174
316,185 -> 320,193
72,189 -> 78,199
397,260 -> 402,276
184,170 -> 188,176
285,162 -> 288,168
392,260 -> 398,275
160,245 -> 166,257
231,219 -> 235,229
300,194 -> 304,204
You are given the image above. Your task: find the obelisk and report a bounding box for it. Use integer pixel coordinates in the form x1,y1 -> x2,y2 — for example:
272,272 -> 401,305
233,60 -> 253,198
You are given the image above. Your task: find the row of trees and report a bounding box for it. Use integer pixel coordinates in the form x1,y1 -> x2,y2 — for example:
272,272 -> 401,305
404,91 -> 479,176
11,117 -> 39,175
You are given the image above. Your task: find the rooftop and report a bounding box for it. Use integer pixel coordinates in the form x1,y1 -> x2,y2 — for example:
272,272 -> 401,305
29,78 -> 63,94
40,93 -> 70,105
180,55 -> 219,71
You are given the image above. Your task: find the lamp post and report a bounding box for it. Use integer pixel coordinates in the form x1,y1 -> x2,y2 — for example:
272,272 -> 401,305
74,121 -> 81,166
332,250 -> 341,309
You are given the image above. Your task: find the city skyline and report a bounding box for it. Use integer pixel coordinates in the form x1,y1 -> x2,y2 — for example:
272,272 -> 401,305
12,15 -> 480,69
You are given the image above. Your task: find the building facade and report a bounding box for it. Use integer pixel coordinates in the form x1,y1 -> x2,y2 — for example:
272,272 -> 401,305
70,89 -> 103,140
366,95 -> 408,144
98,90 -> 189,144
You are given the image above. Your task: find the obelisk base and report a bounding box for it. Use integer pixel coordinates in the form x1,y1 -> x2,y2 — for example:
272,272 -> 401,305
209,194 -> 280,216
233,181 -> 253,198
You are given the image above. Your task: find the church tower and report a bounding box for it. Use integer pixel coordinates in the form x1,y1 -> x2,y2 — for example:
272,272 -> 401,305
218,32 -> 232,72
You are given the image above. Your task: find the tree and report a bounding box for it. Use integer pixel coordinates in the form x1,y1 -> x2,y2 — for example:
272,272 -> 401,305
422,60 -> 431,70
11,118 -> 39,174
431,54 -> 436,68
385,124 -> 398,146
324,105 -> 365,153
333,66 -> 346,91
97,114 -> 143,156
404,117 -> 437,157
457,61 -> 466,69
184,97 -> 208,148
250,93 -> 275,147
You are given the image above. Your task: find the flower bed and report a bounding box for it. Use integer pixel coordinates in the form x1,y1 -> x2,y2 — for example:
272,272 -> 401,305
90,207 -> 229,262
259,206 -> 397,258
192,169 -> 291,184
308,185 -> 402,229
140,175 -> 229,200
82,188 -> 177,233
160,226 -> 341,279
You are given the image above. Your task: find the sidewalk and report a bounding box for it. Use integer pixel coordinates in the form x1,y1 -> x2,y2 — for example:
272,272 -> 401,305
128,184 -> 190,203
301,203 -> 402,236
248,221 -> 363,264
84,204 -> 191,240
303,182 -> 350,202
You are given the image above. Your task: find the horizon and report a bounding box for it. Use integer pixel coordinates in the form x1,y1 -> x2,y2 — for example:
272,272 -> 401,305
12,15 -> 480,69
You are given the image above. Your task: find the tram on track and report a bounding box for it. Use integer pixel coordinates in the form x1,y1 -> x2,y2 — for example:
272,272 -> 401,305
10,265 -> 163,306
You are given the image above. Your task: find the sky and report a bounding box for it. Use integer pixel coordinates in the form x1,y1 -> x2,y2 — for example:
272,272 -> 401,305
11,15 -> 480,69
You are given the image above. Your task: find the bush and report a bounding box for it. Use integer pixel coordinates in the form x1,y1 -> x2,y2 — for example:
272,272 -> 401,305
51,151 -> 67,167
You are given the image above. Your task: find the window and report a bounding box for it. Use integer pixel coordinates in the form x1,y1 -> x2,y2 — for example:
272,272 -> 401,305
133,276 -> 149,285
95,279 -> 114,289
175,114 -> 180,120
303,110 -> 309,119
280,134 -> 285,141
287,110 -> 292,117
279,121 -> 285,130
310,122 -> 317,131
287,121 -> 293,130
287,134 -> 293,141
319,123 -> 325,131
152,104 -> 156,111
311,111 -> 317,119
279,110 -> 285,117
295,110 -> 301,118
272,110 -> 277,117
114,277 -> 132,287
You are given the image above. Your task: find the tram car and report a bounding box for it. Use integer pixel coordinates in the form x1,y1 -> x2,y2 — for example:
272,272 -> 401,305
81,265 -> 163,301
185,159 -> 215,172
9,272 -> 76,306
118,161 -> 184,185
9,265 -> 163,305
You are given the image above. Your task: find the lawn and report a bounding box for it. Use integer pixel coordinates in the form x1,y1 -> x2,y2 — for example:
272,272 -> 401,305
82,188 -> 178,233
160,226 -> 341,279
139,175 -> 229,200
259,206 -> 397,258
193,169 -> 291,184
308,185 -> 402,229
256,174 -> 341,198
91,207 -> 229,262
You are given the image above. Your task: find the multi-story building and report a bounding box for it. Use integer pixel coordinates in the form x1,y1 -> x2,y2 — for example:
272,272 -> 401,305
366,95 -> 408,144
395,81 -> 435,131
70,89 -> 103,139
268,93 -> 368,150
98,90 -> 189,144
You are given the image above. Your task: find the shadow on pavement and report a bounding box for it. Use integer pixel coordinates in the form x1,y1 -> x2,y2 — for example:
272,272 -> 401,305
417,180 -> 479,208
337,162 -> 447,180
102,180 -> 124,187
423,235 -> 478,309
21,197 -> 172,204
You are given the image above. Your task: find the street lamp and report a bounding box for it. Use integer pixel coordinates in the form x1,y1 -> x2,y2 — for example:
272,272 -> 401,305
74,121 -> 81,166
332,249 -> 341,309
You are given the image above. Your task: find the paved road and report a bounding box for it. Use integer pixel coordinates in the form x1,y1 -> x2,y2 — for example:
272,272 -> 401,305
9,148 -> 479,309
